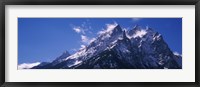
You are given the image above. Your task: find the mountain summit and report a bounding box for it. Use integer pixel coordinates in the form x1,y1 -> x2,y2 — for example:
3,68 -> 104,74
33,24 -> 182,69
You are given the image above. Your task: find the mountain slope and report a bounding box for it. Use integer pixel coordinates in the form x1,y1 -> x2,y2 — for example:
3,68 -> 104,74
32,24 -> 182,69
32,51 -> 71,69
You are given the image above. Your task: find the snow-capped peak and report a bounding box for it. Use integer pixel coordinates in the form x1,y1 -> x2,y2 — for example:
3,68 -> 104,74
133,29 -> 147,38
51,50 -> 71,64
106,22 -> 118,32
63,50 -> 70,55
57,51 -> 70,59
98,22 -> 118,35
128,24 -> 142,37
97,24 -> 123,42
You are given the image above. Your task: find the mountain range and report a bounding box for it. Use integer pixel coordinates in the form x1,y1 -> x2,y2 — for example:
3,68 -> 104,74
32,24 -> 182,69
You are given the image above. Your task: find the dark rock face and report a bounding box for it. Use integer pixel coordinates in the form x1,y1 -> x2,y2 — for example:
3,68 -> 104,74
33,25 -> 182,69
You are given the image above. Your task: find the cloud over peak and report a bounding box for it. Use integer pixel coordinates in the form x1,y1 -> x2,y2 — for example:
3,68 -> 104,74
73,27 -> 81,33
98,22 -> 118,35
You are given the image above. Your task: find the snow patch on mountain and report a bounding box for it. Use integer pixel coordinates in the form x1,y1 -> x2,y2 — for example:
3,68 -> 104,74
89,38 -> 96,43
173,52 -> 182,56
133,29 -> 147,38
68,60 -> 82,67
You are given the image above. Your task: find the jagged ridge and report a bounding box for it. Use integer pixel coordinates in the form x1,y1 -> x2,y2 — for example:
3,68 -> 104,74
33,24 -> 182,69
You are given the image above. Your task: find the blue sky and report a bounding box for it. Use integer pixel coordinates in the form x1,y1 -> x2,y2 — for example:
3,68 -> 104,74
18,18 -> 182,64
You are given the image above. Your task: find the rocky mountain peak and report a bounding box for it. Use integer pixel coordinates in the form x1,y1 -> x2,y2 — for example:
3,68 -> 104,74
32,24 -> 182,69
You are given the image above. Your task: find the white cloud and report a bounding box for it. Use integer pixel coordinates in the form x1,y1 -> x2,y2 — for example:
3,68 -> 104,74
18,62 -> 41,69
133,30 -> 147,38
72,20 -> 97,49
81,35 -> 89,43
97,22 -> 118,35
73,27 -> 81,33
73,27 -> 85,34
132,18 -> 141,21
72,20 -> 93,35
